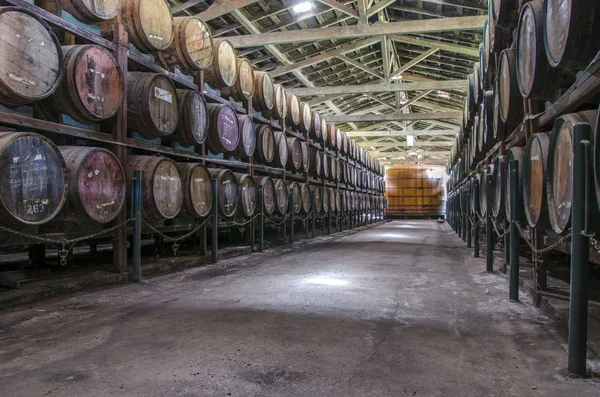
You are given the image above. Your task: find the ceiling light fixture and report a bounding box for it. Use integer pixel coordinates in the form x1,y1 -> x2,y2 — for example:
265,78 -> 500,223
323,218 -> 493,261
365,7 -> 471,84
293,1 -> 313,14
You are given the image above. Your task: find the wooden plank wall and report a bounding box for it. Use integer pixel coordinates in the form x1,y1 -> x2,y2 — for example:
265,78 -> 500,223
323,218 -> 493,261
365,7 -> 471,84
384,165 -> 445,217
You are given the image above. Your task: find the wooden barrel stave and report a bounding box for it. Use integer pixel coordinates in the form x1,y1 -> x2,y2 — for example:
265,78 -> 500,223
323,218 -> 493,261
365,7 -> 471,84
523,132 -> 551,228
321,186 -> 329,214
269,83 -> 287,120
310,148 -> 322,178
158,16 -> 213,72
206,103 -> 240,154
177,162 -> 212,219
492,155 -> 508,221
233,115 -> 256,159
256,124 -> 275,165
311,111 -> 322,140
299,102 -> 312,134
221,58 -> 254,102
253,176 -> 275,215
286,137 -> 302,171
273,179 -> 288,215
208,168 -> 238,218
287,182 -> 301,214
300,142 -> 310,173
121,0 -> 174,53
204,39 -> 237,88
169,89 -> 208,146
43,0 -> 122,23
235,173 -> 257,218
272,131 -> 288,169
285,93 -> 300,126
310,185 -> 322,214
253,71 -> 274,112
492,0 -> 519,28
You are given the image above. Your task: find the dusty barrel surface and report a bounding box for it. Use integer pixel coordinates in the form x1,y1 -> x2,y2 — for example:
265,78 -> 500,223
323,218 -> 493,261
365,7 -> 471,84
321,187 -> 329,214
0,132 -> 68,228
492,155 -> 508,221
299,102 -> 312,134
127,72 -> 179,138
45,0 -> 123,23
235,173 -> 256,218
0,7 -> 63,106
285,93 -> 301,127
320,120 -> 328,144
253,71 -> 274,112
121,0 -> 174,53
498,48 -> 523,126
287,182 -> 301,214
254,176 -> 275,216
272,131 -> 288,169
492,0 -> 519,27
255,124 -> 275,164
208,168 -> 238,218
273,179 -> 289,215
204,39 -> 237,88
206,103 -> 240,154
544,0 -> 600,70
301,142 -> 310,173
310,148 -> 322,178
171,89 -> 208,146
523,132 -> 551,228
286,137 -> 302,171
158,16 -> 213,72
504,147 -> 525,222
479,164 -> 495,218
127,155 -> 183,221
59,146 -> 125,224
299,183 -> 310,213
40,45 -> 123,124
269,83 -> 287,120
470,173 -> 481,217
233,115 -> 256,159
311,111 -> 322,140
176,162 -> 212,219
310,186 -> 322,214
547,110 -> 597,234
221,58 -> 254,102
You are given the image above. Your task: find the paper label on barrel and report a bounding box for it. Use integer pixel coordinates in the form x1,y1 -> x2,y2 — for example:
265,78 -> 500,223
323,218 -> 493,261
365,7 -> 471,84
154,87 -> 173,103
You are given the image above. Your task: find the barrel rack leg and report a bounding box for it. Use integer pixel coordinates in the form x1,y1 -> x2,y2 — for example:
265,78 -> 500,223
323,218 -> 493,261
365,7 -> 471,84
258,186 -> 264,252
289,189 -> 295,244
132,170 -> 142,283
462,190 -> 467,242
466,190 -> 472,248
568,123 -> 591,376
327,204 -> 331,235
211,179 -> 218,264
340,196 -> 344,232
509,160 -> 520,302
311,192 -> 316,239
486,174 -> 494,272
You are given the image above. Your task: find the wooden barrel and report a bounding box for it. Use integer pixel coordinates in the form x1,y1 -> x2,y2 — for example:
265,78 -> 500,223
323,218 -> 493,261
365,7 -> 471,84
272,131 -> 288,169
310,148 -> 322,178
311,111 -> 322,140
544,0 -> 600,70
492,155 -> 508,221
328,124 -> 337,149
221,58 -> 254,101
301,142 -> 310,173
334,158 -> 341,182
235,173 -> 256,218
127,72 -> 179,138
523,132 -> 550,228
489,12 -> 511,53
287,182 -> 301,214
299,183 -> 311,213
59,146 -> 125,224
299,102 -> 312,134
320,119 -> 328,144
233,115 -> 256,159
256,124 -> 275,164
470,173 -> 481,217
286,93 -> 301,126
0,7 -> 63,106
121,0 -> 174,53
498,49 -> 523,126
492,0 -> 519,28
286,137 -> 302,171
327,189 -> 336,213
158,16 -> 213,72
473,62 -> 483,105
492,79 -> 508,141
341,132 -> 348,155
169,90 -> 208,146
204,39 -> 237,88
128,156 -> 183,221
321,186 -> 329,214
322,152 -> 329,179
516,1 -> 560,100
273,179 -> 289,215
269,84 -> 287,120
206,103 -> 240,154
547,110 -> 597,234
310,186 -> 322,214
253,71 -> 274,112
504,147 -> 525,222
327,156 -> 337,181
45,0 -> 122,23
39,45 -> 122,124
176,162 -> 212,219
335,128 -> 342,152
467,74 -> 476,115
208,168 -> 238,218
479,165 -> 495,218
254,176 -> 275,216
0,132 -> 67,227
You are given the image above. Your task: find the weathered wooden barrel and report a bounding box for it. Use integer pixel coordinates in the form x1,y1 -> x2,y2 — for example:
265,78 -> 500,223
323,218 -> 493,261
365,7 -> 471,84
310,148 -> 322,178
504,147 -> 525,222
204,39 -> 237,88
287,182 -> 301,214
128,156 -> 183,221
547,110 -> 597,234
544,0 -> 600,70
286,93 -> 301,126
492,0 -> 519,28
492,155 -> 508,221
341,132 -> 348,155
0,7 -> 63,106
269,84 -> 287,120
59,146 -> 125,224
327,156 -> 337,181
467,74 -> 476,115
0,132 -> 67,227
516,1 -> 560,100
253,176 -> 275,216
470,173 -> 481,217
121,0 -> 174,53
256,124 -> 275,164
221,58 -> 254,101
328,124 -> 337,149
176,162 -> 212,219
286,137 -> 303,171
327,189 -> 336,213
127,72 -> 179,138
206,103 -> 240,154
169,89 -> 208,146
253,71 -> 274,112
311,111 -> 322,140
473,62 -> 483,105
299,183 -> 311,213
234,173 -> 256,218
489,12 -> 511,53
233,115 -> 256,159
310,186 -> 323,214
320,119 -> 328,144
492,79 -> 508,141
273,131 -> 288,169
273,179 -> 289,215
299,102 -> 312,134
44,0 -> 122,23
301,142 -> 310,173
479,165 -> 495,218
335,128 -> 342,152
482,96 -> 495,149
523,132 -> 550,228
322,152 -> 329,179
158,16 -> 213,72
497,49 -> 523,126
208,168 -> 238,218
40,45 -> 122,124
334,158 -> 341,182
321,187 -> 329,214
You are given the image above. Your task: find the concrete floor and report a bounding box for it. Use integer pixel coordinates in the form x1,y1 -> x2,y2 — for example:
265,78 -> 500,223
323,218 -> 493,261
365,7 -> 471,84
0,220 -> 598,397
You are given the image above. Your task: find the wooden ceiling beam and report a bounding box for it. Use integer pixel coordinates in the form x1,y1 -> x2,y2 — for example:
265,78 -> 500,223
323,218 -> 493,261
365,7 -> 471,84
287,79 -> 467,96
391,35 -> 479,57
314,0 -> 359,18
390,47 -> 440,79
326,112 -> 462,122
347,130 -> 459,137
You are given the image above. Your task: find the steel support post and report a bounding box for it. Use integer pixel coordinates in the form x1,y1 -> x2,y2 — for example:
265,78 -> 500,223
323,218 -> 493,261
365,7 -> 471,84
289,188 -> 295,244
211,179 -> 218,264
258,186 -> 264,252
311,192 -> 316,238
466,190 -> 472,248
486,174 -> 494,272
509,160 -> 520,301
132,170 -> 142,283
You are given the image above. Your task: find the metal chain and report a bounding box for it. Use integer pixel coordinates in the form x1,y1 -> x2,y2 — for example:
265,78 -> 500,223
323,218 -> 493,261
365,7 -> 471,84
227,214 -> 260,227
514,221 -> 572,257
143,218 -> 210,256
296,211 -> 314,222
492,219 -> 509,239
581,230 -> 600,253
0,218 -> 136,265
265,214 -> 289,226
